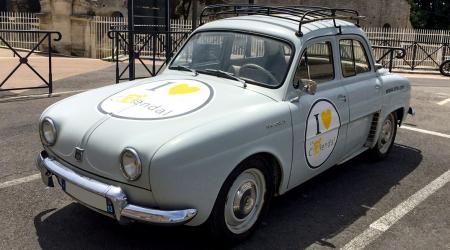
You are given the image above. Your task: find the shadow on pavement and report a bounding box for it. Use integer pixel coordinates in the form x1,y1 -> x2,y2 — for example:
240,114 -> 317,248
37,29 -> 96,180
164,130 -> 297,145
34,143 -> 422,250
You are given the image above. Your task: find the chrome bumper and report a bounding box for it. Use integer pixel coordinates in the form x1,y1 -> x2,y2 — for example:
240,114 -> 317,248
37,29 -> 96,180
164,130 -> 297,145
36,151 -> 197,225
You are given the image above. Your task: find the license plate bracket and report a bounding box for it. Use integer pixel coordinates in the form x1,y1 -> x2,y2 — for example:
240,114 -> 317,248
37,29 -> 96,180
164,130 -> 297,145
61,179 -> 108,212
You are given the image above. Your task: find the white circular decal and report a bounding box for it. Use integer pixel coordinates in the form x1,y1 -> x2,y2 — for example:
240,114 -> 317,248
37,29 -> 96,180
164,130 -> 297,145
99,80 -> 213,119
305,99 -> 341,168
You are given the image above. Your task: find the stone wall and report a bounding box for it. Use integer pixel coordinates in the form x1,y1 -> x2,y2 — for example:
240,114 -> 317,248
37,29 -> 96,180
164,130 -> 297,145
38,0 -> 126,55
240,0 -> 412,28
14,0 -> 411,56
4,0 -> 41,12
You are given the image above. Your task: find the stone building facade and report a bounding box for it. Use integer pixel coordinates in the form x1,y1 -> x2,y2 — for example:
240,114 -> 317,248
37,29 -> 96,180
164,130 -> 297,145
231,0 -> 412,28
37,0 -> 127,55
2,0 -> 412,56
2,0 -> 41,12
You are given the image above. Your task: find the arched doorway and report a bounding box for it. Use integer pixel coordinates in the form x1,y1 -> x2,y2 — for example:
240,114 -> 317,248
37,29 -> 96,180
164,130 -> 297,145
111,11 -> 124,18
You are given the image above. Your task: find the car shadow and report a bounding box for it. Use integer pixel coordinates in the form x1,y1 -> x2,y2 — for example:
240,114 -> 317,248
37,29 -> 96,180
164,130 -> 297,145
34,143 -> 422,250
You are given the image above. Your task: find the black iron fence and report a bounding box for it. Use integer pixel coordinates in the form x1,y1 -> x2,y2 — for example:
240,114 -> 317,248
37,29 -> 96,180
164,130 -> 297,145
108,29 -> 190,83
372,45 -> 407,72
371,39 -> 450,71
0,30 -> 62,94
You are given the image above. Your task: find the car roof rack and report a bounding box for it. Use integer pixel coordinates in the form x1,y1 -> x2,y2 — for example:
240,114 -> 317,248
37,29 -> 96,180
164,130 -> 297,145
200,4 -> 364,37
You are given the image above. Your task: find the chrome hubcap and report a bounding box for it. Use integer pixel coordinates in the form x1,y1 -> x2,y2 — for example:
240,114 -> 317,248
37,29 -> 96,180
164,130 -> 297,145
379,116 -> 394,154
233,181 -> 257,219
225,168 -> 266,234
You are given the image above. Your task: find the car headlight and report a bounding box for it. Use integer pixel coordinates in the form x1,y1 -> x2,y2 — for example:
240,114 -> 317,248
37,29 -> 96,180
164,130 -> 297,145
40,117 -> 57,146
120,147 -> 142,181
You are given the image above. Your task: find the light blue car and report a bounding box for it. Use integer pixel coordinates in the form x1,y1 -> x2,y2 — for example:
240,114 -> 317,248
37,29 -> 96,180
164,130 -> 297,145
36,5 -> 413,243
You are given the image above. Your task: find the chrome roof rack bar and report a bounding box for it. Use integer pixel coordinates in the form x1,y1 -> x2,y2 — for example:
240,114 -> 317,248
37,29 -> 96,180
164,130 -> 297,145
199,4 -> 362,37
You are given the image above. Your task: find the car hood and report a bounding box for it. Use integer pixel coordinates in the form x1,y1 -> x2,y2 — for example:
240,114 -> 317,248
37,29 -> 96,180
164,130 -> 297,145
42,73 -> 275,189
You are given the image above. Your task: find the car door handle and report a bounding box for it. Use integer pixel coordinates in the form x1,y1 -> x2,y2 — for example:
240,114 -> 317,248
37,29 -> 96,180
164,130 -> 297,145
337,94 -> 347,102
375,83 -> 382,90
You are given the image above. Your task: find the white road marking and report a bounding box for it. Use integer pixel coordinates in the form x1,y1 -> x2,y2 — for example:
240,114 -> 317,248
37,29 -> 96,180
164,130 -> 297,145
400,125 -> 450,139
437,98 -> 450,106
341,169 -> 450,250
0,174 -> 40,189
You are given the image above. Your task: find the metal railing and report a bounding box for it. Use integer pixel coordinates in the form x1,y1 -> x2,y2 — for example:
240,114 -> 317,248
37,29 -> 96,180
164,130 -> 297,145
0,30 -> 62,94
108,29 -> 190,83
372,46 -> 407,72
90,16 -> 192,59
365,27 -> 450,71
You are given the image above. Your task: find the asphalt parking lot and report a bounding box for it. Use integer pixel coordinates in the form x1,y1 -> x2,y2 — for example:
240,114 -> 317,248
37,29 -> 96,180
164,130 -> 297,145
0,72 -> 449,249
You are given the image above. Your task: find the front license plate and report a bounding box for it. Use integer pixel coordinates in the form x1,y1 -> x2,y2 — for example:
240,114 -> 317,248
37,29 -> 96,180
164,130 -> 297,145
61,179 -> 108,212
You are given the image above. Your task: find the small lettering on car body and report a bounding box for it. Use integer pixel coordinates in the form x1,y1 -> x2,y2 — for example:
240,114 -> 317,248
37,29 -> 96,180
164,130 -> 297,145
386,85 -> 405,94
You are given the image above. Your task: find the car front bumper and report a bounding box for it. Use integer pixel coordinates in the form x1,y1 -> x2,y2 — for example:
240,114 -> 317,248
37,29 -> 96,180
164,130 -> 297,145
36,150 -> 197,225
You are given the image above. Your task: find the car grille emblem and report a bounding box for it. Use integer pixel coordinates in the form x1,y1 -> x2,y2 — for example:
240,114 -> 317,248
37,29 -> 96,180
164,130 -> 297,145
74,147 -> 85,161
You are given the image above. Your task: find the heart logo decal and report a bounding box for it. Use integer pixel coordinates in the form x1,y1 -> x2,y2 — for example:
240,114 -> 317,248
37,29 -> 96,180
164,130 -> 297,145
116,94 -> 147,103
169,84 -> 200,95
321,109 -> 332,130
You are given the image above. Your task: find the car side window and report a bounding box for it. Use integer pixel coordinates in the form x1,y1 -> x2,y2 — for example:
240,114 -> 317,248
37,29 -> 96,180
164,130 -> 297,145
294,41 -> 335,84
339,39 -> 371,77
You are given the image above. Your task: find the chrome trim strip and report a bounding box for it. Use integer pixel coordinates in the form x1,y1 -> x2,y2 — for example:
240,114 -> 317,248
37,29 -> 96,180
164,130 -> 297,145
122,205 -> 198,225
36,151 -> 197,225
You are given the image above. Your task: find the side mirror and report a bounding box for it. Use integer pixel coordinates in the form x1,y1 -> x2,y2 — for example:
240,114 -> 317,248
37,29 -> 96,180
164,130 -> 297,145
296,79 -> 317,95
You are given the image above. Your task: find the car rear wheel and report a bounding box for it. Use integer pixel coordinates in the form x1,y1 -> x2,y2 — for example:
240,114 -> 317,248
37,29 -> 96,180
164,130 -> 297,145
207,156 -> 274,244
369,112 -> 397,160
440,60 -> 450,77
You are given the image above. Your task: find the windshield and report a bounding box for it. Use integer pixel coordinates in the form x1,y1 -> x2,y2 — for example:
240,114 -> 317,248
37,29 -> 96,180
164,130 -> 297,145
170,31 -> 293,88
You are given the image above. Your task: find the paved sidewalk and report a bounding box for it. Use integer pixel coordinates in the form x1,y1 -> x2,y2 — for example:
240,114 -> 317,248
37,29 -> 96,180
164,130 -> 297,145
0,48 -> 163,97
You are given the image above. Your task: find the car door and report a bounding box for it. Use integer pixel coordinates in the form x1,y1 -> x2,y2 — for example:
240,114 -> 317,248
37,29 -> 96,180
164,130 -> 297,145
337,36 -> 382,157
287,37 -> 350,188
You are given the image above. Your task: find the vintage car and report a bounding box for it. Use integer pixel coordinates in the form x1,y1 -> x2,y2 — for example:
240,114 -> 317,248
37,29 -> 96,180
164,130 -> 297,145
36,5 -> 413,243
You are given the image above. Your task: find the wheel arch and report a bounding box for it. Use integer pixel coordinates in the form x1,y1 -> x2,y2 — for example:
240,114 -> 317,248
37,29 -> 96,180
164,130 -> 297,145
243,152 -> 284,196
393,107 -> 404,125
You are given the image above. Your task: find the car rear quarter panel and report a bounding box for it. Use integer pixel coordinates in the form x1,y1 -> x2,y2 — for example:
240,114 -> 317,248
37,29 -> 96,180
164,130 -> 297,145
372,72 -> 411,148
379,73 -> 411,121
149,102 -> 293,226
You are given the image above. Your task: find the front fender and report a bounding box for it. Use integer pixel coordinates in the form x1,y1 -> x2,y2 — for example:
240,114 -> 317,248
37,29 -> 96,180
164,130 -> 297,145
149,102 -> 293,226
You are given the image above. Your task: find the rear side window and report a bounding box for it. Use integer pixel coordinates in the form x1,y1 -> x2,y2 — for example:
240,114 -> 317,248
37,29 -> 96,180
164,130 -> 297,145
339,39 -> 371,77
295,41 -> 335,83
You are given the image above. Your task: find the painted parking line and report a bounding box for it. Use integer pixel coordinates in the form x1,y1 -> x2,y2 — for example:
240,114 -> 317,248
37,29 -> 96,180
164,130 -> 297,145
437,98 -> 450,106
341,169 -> 450,250
400,126 -> 450,139
0,174 -> 40,190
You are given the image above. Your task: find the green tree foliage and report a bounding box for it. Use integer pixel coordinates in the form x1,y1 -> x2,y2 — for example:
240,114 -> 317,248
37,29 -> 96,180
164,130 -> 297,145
409,0 -> 450,29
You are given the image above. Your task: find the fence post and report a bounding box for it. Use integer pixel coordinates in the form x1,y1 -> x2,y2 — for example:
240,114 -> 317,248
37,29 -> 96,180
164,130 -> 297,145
442,43 -> 448,63
389,49 -> 394,72
411,42 -> 417,71
48,33 -> 53,94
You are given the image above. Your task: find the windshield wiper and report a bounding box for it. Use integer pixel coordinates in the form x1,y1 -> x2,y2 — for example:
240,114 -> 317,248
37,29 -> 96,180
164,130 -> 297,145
201,69 -> 247,88
170,65 -> 198,76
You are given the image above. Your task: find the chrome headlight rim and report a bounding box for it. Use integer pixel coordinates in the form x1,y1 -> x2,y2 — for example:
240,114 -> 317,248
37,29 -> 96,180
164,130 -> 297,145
40,117 -> 57,146
119,147 -> 142,181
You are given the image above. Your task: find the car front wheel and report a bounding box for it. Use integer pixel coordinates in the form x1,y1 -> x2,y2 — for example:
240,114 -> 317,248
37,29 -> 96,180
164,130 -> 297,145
207,156 -> 274,244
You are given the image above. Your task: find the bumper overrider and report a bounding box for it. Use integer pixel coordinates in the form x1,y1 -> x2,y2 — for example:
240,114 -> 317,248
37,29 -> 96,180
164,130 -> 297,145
36,151 -> 197,225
